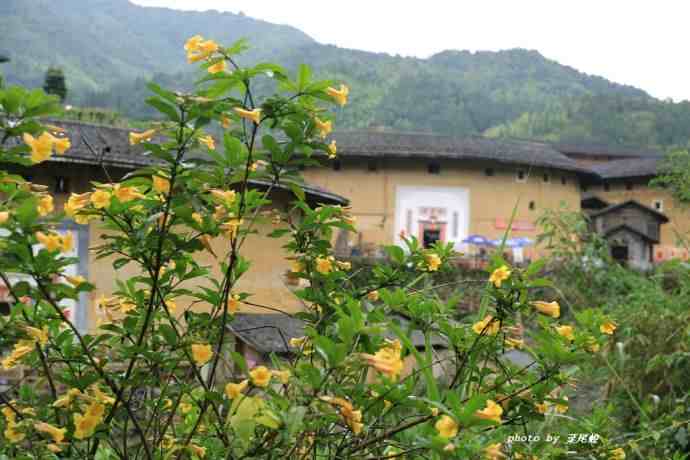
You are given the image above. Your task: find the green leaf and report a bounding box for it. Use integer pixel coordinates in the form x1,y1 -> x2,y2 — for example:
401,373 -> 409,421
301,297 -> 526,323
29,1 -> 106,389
289,182 -> 305,202
158,324 -> 178,347
145,96 -> 180,122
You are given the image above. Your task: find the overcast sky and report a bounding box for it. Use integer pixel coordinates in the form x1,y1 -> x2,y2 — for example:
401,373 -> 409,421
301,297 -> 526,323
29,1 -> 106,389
131,0 -> 688,101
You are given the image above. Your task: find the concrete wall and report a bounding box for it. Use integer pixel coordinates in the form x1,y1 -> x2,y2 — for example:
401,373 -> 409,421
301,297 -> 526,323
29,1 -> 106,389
303,158 -> 582,257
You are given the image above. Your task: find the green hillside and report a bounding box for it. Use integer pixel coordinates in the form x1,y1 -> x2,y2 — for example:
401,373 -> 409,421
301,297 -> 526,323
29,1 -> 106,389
3,0 -> 690,149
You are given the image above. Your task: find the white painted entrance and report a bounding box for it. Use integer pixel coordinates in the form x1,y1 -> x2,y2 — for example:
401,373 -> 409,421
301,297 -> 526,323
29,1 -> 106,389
394,186 -> 470,251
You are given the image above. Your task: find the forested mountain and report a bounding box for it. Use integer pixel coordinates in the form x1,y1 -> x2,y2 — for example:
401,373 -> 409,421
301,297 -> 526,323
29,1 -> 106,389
3,0 -> 690,149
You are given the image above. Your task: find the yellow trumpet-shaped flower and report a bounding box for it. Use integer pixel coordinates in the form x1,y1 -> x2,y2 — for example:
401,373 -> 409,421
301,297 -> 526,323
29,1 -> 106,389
249,366 -> 272,387
489,265 -> 511,287
221,116 -> 232,129
23,132 -> 55,164
207,60 -> 227,74
64,192 -> 91,222
191,343 -> 213,366
225,379 -> 249,399
425,252 -> 442,271
227,294 -> 241,314
199,135 -> 215,150
600,321 -> 617,335
289,336 -> 313,355
315,257 -> 333,274
35,231 -> 63,252
314,117 -> 332,138
4,424 -> 25,443
484,443 -> 506,459
37,194 -> 54,216
472,315 -> 500,336
60,231 -> 74,253
153,175 -> 171,194
233,107 -> 262,124
90,189 -> 112,209
50,135 -> 71,155
53,388 -> 82,408
25,326 -> 49,346
73,412 -> 99,440
210,189 -> 237,207
367,290 -> 379,301
361,339 -> 404,380
435,415 -> 458,438
319,396 -> 363,435
113,184 -> 145,203
326,84 -> 349,106
530,300 -> 561,318
271,369 -> 291,384
1,340 -> 35,369
220,218 -> 243,239
0,211 -> 9,224
555,325 -> 575,341
129,129 -> 157,145
327,140 -> 337,159
609,447 -> 626,460
35,422 -> 66,444
186,36 -> 219,63
475,399 -> 503,424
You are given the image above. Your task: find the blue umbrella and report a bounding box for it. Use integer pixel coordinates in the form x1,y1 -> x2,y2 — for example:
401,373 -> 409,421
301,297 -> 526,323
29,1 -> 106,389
462,235 -> 495,246
492,237 -> 535,248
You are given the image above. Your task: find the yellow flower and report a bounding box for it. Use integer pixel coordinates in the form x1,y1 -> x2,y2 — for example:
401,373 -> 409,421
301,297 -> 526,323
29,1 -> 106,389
51,135 -> 71,155
234,107 -> 262,124
90,189 -> 112,209
556,325 -> 575,341
319,396 -> 362,434
191,344 -> 213,366
336,260 -> 351,271
504,337 -> 524,349
4,424 -> 25,443
609,447 -> 626,460
315,257 -> 333,274
221,116 -> 232,129
192,212 -> 204,226
207,60 -> 227,74
225,379 -> 249,399
0,211 -> 9,224
53,388 -> 82,408
179,402 -> 193,414
489,265 -> 511,287
186,37 -> 219,63
472,315 -> 500,336
249,366 -> 272,387
73,413 -> 99,440
90,384 -> 116,405
530,300 -> 560,318
326,84 -> 350,106
220,218 -> 243,239
272,369 -> 291,384
289,336 -> 313,355
35,422 -> 66,444
85,401 -> 105,420
25,326 -> 49,346
554,397 -> 568,413
113,184 -> 145,203
361,339 -> 404,380
189,444 -> 207,458
47,443 -> 64,453
227,294 -> 241,314
35,231 -> 62,252
1,341 -> 34,369
600,321 -> 617,335
60,231 -> 74,253
64,192 -> 91,219
129,129 -> 156,145
314,117 -> 332,138
535,402 -> 548,414
37,195 -> 54,216
366,290 -> 379,302
153,175 -> 170,194
24,132 -> 54,163
425,252 -> 442,271
475,399 -> 503,424
2,406 -> 16,423
184,35 -> 204,52
199,135 -> 215,150
586,337 -> 600,353
327,140 -> 337,159
435,415 -> 458,438
484,443 -> 506,459
210,189 -> 237,207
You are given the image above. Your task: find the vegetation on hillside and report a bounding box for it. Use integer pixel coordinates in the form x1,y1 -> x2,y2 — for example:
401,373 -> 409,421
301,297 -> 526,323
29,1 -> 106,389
4,0 -> 690,149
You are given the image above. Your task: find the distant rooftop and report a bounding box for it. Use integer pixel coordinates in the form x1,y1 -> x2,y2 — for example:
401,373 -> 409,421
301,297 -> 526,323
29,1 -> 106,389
590,157 -> 660,180
555,142 -> 664,158
329,130 -> 591,173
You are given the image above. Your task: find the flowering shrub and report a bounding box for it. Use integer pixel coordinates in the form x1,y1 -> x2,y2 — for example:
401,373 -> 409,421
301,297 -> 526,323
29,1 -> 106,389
0,37 -> 621,459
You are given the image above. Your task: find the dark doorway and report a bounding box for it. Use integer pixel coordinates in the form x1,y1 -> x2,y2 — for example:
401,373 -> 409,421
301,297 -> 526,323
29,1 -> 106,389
423,229 -> 441,248
611,245 -> 629,265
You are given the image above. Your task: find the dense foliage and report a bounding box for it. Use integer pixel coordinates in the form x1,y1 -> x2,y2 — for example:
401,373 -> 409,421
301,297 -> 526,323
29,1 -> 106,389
5,0 -> 690,149
0,35 -> 626,459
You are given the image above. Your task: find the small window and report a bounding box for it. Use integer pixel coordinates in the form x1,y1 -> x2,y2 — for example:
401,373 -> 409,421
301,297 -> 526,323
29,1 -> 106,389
367,160 -> 378,172
485,168 -> 495,177
528,201 -> 536,211
561,176 -> 567,186
0,302 -> 10,316
542,173 -> 550,183
625,182 -> 633,191
55,176 -> 70,193
516,169 -> 526,183
427,162 -> 441,175
604,183 -> 610,192
653,200 -> 664,212
332,160 -> 341,171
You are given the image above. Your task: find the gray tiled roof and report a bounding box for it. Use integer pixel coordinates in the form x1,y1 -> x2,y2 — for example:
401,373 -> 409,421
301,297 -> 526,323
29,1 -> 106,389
590,158 -> 660,179
330,131 -> 591,173
555,142 -> 664,158
590,199 -> 669,223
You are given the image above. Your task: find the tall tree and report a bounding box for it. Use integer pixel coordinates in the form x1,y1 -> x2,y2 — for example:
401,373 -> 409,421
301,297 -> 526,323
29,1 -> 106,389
43,66 -> 68,102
